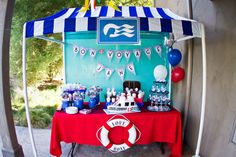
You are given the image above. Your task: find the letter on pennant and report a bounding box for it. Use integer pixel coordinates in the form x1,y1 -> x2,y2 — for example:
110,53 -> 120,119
117,68 -> 125,81
124,50 -> 131,62
155,45 -> 162,58
127,63 -> 136,75
90,49 -> 97,58
144,48 -> 151,60
105,68 -> 114,80
116,51 -> 123,62
134,49 -> 141,61
80,47 -> 87,57
73,45 -> 79,54
96,63 -> 104,73
107,50 -> 114,62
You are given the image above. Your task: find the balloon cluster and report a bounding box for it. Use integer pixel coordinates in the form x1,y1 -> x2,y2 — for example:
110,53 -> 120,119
167,49 -> 185,83
164,34 -> 185,83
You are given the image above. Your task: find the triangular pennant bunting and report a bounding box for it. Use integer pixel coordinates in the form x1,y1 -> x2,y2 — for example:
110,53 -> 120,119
124,50 -> 131,62
71,44 -> 165,61
155,45 -> 162,57
105,68 -> 114,80
134,49 -> 141,61
96,63 -> 104,73
89,49 -> 97,58
73,45 -> 79,54
108,0 -> 121,11
116,51 -> 123,62
107,50 -> 114,62
79,0 -> 90,12
116,68 -> 125,81
127,63 -> 136,75
80,47 -> 87,57
144,48 -> 152,60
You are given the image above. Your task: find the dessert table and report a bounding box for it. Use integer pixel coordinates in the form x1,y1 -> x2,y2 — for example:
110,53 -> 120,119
50,104 -> 182,157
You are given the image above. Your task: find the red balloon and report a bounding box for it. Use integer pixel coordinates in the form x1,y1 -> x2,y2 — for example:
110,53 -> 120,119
171,67 -> 185,83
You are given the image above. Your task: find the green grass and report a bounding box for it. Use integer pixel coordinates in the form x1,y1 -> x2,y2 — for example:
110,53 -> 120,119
12,86 -> 61,128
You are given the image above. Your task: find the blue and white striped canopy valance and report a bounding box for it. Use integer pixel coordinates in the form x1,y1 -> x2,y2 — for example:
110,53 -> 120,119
25,6 -> 202,38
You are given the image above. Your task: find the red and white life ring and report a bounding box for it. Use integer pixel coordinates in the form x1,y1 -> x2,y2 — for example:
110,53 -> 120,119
99,118 -> 137,153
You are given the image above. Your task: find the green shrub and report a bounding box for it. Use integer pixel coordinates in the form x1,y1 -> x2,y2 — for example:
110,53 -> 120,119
14,105 -> 57,128
11,87 -> 59,128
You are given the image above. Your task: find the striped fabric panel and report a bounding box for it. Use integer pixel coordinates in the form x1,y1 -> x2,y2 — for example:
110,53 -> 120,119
99,6 -> 108,17
90,6 -> 102,17
53,8 -> 77,35
157,8 -> 173,19
136,6 -> 146,17
33,21 -> 44,37
148,18 -> 161,32
143,7 -> 154,18
106,6 -> 115,17
25,6 -> 201,38
149,7 -> 162,18
122,6 -> 130,17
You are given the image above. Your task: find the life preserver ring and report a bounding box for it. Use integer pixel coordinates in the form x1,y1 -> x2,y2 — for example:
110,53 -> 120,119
100,118 -> 137,153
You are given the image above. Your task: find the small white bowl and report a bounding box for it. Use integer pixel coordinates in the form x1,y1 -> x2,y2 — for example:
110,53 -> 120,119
66,106 -> 78,114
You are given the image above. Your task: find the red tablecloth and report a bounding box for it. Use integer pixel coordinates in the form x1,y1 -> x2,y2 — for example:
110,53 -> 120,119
50,105 -> 182,157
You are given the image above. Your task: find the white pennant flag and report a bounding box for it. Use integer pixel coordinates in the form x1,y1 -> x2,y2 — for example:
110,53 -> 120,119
124,50 -> 131,62
116,51 -> 123,62
96,63 -> 104,73
80,47 -> 87,57
73,45 -> 79,54
144,48 -> 152,60
116,68 -> 125,81
155,45 -> 162,57
127,63 -> 136,75
105,68 -> 114,80
107,50 -> 114,62
89,49 -> 97,58
134,49 -> 141,61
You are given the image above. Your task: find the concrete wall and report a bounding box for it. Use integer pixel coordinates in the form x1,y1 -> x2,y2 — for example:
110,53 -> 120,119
155,0 -> 236,157
155,1 -> 189,112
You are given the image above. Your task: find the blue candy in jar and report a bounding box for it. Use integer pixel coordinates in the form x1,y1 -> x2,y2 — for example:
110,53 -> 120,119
61,92 -> 70,111
74,99 -> 84,110
62,100 -> 69,111
95,94 -> 100,105
104,97 -> 111,109
89,97 -> 97,109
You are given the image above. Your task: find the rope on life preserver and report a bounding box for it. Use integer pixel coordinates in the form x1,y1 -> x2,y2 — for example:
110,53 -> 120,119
96,115 -> 141,153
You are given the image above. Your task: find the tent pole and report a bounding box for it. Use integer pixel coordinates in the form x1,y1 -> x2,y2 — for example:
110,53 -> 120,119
62,32 -> 66,83
193,24 -> 207,157
22,24 -> 38,157
35,36 -> 65,45
183,0 -> 194,140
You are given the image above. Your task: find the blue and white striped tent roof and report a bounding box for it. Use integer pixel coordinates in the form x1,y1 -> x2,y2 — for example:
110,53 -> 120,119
25,6 -> 202,38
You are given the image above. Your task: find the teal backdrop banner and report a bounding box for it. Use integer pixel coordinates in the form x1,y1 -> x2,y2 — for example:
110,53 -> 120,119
64,31 -> 170,101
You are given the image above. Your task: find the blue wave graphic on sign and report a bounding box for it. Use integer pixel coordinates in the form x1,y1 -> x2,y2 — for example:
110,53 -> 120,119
103,24 -> 135,38
98,18 -> 139,44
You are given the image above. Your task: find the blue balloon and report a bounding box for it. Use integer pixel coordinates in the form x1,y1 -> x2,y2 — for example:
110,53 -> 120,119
168,49 -> 182,66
